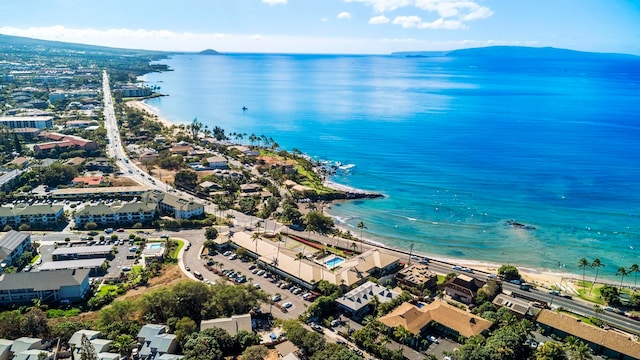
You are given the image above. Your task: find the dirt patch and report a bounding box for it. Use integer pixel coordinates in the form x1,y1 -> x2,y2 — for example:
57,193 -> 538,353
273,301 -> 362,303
51,265 -> 189,326
107,175 -> 141,187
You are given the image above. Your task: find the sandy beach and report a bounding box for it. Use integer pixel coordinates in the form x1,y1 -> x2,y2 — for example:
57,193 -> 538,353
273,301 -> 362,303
125,100 -> 177,129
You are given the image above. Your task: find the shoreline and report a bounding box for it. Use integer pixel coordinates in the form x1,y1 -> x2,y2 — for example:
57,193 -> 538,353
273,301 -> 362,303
125,98 -> 591,291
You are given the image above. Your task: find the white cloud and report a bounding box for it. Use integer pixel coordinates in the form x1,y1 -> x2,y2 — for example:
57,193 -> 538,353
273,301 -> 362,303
337,12 -> 352,19
0,25 -> 534,54
346,0 -> 493,30
262,0 -> 287,5
368,15 -> 390,24
321,17 -> 328,22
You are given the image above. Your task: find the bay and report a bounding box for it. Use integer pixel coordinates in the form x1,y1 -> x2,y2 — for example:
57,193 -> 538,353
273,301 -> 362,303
141,52 -> 640,280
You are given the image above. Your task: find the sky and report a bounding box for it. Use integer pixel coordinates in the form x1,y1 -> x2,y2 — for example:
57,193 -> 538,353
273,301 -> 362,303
0,0 -> 639,55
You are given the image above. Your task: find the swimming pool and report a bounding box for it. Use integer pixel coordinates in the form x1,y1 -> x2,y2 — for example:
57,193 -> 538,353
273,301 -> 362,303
324,256 -> 345,268
149,243 -> 163,250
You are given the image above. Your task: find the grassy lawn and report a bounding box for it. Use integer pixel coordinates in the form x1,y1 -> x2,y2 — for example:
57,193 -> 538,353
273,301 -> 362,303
575,281 -> 605,304
98,284 -> 118,297
558,309 -> 601,327
169,239 -> 184,259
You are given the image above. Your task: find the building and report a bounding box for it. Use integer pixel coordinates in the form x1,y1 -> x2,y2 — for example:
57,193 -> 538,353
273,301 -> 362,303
537,310 -> 640,360
68,330 -> 112,360
0,169 -> 26,192
12,128 -> 40,139
34,133 -> 97,154
445,274 -> 487,304
137,325 -> 178,360
66,120 -> 99,129
8,338 -> 52,360
141,242 -> 166,262
200,314 -> 252,336
336,281 -> 401,320
38,259 -> 106,276
206,155 -> 228,169
147,191 -> 204,220
0,230 -> 32,269
492,293 -> 534,318
395,264 -> 438,290
51,186 -> 148,199
74,201 -> 157,228
84,158 -> 113,172
0,116 -> 53,129
0,205 -> 65,229
51,245 -> 114,261
0,269 -> 90,305
48,89 -> 99,103
379,301 -> 493,339
118,85 -> 152,97
0,339 -> 12,360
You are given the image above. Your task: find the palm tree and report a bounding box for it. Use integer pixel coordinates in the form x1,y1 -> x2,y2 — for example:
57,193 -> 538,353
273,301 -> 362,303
436,290 -> 445,302
357,221 -> 366,252
578,257 -> 589,289
589,258 -> 604,294
593,304 -> 603,319
350,242 -> 358,252
566,337 -> 592,360
251,233 -> 260,254
617,266 -> 628,290
295,252 -> 304,278
630,263 -> 639,290
394,325 -> 413,351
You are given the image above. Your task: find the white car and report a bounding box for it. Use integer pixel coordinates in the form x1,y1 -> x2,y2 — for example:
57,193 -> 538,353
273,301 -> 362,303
223,251 -> 232,257
282,302 -> 292,309
271,294 -> 281,302
257,270 -> 266,276
229,254 -> 238,260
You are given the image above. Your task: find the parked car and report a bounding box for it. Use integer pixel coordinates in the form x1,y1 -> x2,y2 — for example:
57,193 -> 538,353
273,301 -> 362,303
282,302 -> 293,309
272,294 -> 281,302
185,265 -> 191,272
452,265 -> 463,270
427,335 -> 439,344
229,253 -> 238,260
223,251 -> 232,257
257,270 -> 266,276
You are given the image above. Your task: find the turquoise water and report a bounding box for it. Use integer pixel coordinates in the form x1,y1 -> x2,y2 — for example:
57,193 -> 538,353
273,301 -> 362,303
149,243 -> 162,250
141,53 -> 640,280
325,256 -> 346,268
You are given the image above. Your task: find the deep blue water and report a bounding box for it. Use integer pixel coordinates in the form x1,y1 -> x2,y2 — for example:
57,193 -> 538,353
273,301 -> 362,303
141,53 -> 640,279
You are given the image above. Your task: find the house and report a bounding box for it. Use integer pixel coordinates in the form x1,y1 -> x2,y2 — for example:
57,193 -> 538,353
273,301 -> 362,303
137,325 -> 178,360
9,338 -> 53,360
72,176 -> 104,187
33,141 -> 76,154
74,202 -> 157,228
537,309 -> 640,360
12,128 -> 40,139
34,133 -> 98,154
0,339 -> 12,360
140,152 -> 160,163
240,183 -> 261,193
169,145 -> 193,155
0,230 -> 32,269
198,181 -> 220,191
492,293 -> 534,318
0,116 -> 53,129
0,269 -> 91,305
5,157 -> 29,168
395,264 -> 438,290
0,205 -> 65,229
445,274 -> 487,304
200,314 -> 252,336
85,158 -> 114,172
68,330 -> 100,350
62,157 -> 85,167
206,155 -> 228,169
229,145 -> 259,157
336,281 -> 401,320
379,301 -> 493,339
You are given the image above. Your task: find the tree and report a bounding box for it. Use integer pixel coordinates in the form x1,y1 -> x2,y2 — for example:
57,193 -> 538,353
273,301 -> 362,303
310,343 -> 363,360
394,325 -> 413,350
80,333 -> 99,360
600,285 -> 620,305
630,263 -> 639,290
240,345 -> 269,360
20,309 -> 49,338
305,211 -> 334,235
578,258 -> 589,288
617,266 -> 628,289
357,221 -> 366,252
234,330 -> 262,351
205,227 -> 219,240
535,341 -> 567,360
0,310 -> 24,339
497,264 -> 521,281
84,222 -> 98,230
565,338 -> 592,360
182,331 -> 223,360
589,258 -> 604,294
174,317 -> 197,345
174,169 -> 198,190
112,334 -> 135,355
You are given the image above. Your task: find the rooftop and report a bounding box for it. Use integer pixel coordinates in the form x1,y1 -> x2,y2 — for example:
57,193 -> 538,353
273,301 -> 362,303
0,230 -> 30,253
0,269 -> 89,291
336,281 -> 400,312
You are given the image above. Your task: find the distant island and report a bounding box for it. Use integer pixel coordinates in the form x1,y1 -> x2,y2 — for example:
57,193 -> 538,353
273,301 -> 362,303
393,45 -> 639,60
199,49 -> 220,55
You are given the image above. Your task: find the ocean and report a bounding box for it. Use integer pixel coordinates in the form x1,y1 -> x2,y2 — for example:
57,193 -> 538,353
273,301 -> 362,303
140,52 -> 640,280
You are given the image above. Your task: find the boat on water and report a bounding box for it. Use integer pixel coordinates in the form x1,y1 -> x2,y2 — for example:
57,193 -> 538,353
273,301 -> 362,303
506,219 -> 536,230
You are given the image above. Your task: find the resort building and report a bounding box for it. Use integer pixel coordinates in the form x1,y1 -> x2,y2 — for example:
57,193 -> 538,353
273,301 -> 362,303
137,325 -> 178,360
51,186 -> 148,199
7,338 -> 53,360
39,259 -> 106,276
395,263 -> 438,290
12,127 -> 41,139
48,89 -> 99,102
141,242 -> 166,263
0,230 -> 32,269
492,293 -> 535,318
336,281 -> 401,320
34,133 -> 97,154
226,232 -> 400,289
0,116 -> 53,129
118,85 -> 152,97
445,274 -> 487,304
71,176 -> 105,187
74,201 -> 157,228
537,309 -> 640,360
0,269 -> 91,305
0,204 -> 65,229
0,169 -> 26,192
200,314 -> 252,336
145,190 -> 204,220
379,301 -> 493,339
